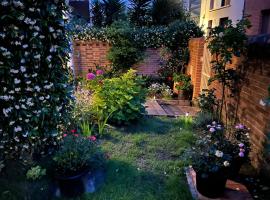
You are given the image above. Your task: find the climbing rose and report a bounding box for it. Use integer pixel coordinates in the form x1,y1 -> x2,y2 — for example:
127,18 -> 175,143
87,72 -> 96,80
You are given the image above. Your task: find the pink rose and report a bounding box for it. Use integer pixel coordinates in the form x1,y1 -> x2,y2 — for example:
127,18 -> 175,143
96,70 -> 103,76
63,134 -> 67,137
87,73 -> 96,80
89,136 -> 96,141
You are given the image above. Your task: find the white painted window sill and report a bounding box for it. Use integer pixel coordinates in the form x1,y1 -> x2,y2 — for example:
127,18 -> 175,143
209,5 -> 231,12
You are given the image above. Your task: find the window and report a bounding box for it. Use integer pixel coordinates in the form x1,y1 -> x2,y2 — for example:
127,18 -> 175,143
208,20 -> 213,29
210,0 -> 214,10
261,10 -> 270,34
221,0 -> 230,7
219,17 -> 229,27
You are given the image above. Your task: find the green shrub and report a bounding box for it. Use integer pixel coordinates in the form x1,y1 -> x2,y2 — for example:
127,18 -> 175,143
193,112 -> 216,129
197,89 -> 219,113
91,69 -> 147,124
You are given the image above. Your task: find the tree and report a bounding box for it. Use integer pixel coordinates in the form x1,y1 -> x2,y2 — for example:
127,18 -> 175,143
92,0 -> 104,27
128,0 -> 151,27
151,0 -> 185,25
103,0 -> 125,26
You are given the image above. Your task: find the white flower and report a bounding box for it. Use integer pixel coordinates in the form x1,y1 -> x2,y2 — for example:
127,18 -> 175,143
26,87 -> 33,91
34,26 -> 40,31
29,7 -> 35,12
215,150 -> 224,158
45,95 -> 50,99
21,104 -> 26,109
15,105 -> 20,109
25,119 -> 30,123
15,88 -> 21,92
32,73 -> 37,77
18,15 -> 25,21
14,126 -> 22,132
49,27 -> 54,32
0,95 -> 9,101
10,69 -> 19,74
13,1 -> 24,8
22,44 -> 28,49
39,96 -> 44,101
223,161 -> 230,167
1,1 -> 8,6
15,41 -> 21,45
34,54 -> 41,59
9,121 -> 15,125
26,81 -> 31,84
34,86 -> 41,92
20,58 -> 25,63
14,78 -> 21,84
33,32 -> 39,37
39,35 -> 45,39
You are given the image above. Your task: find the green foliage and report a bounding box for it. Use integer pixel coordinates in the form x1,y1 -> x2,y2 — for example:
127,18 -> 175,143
148,83 -> 172,99
90,70 -> 147,125
198,89 -> 219,114
0,1 -> 73,142
173,73 -> 192,91
151,0 -> 184,25
26,166 -> 46,181
79,120 -> 94,137
92,0 -> 104,27
103,0 -> 126,26
106,21 -> 144,73
53,135 -> 102,176
128,0 -> 151,27
193,112 -> 216,129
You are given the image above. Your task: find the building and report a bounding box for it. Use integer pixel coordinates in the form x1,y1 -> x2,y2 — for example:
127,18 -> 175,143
199,0 -> 270,36
200,0 -> 245,35
183,0 -> 202,24
245,0 -> 270,36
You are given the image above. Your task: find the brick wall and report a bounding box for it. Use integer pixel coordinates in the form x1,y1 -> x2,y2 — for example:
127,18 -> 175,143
188,37 -> 270,170
72,40 -> 162,77
245,0 -> 270,36
187,37 -> 205,98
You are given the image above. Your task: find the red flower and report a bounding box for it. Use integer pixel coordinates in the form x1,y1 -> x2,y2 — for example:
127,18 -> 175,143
88,136 -> 96,141
71,129 -> 76,133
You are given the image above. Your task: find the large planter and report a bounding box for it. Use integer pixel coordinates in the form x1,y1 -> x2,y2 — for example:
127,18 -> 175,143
196,171 -> 227,198
55,169 -> 88,198
229,157 -> 244,179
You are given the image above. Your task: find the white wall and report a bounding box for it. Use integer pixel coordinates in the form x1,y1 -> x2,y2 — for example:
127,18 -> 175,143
200,0 -> 245,34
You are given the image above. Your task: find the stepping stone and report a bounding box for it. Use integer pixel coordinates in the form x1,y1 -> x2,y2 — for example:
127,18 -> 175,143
185,167 -> 253,200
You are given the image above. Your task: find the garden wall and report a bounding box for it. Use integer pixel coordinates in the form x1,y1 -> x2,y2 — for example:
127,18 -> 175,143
72,40 -> 162,77
188,37 -> 270,171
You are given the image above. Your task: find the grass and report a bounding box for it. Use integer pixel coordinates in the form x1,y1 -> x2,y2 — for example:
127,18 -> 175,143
81,116 -> 195,200
0,116 -> 196,200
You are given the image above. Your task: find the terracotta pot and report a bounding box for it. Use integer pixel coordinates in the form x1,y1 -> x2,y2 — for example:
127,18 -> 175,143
196,171 -> 227,198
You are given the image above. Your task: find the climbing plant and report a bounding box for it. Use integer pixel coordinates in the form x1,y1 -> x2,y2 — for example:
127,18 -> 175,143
0,0 -> 73,144
207,19 -> 251,122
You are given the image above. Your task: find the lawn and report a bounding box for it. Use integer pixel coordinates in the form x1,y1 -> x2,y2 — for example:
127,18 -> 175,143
0,116 -> 195,200
82,116 -> 195,200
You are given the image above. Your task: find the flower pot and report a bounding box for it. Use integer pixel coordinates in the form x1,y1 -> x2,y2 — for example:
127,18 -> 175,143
196,171 -> 227,198
229,157 -> 244,178
56,169 -> 88,198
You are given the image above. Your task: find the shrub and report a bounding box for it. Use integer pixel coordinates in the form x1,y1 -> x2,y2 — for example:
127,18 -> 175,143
193,112 -> 216,129
90,69 -> 147,124
198,89 -> 219,114
148,83 -> 172,99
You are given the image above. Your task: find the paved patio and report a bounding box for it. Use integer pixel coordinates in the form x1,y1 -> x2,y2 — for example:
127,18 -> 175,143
145,99 -> 200,117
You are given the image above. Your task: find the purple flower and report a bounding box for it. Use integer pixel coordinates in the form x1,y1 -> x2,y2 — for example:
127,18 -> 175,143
238,124 -> 244,129
238,143 -> 244,148
209,127 -> 216,133
240,148 -> 245,152
207,125 -> 211,128
87,73 -> 96,80
239,152 -> 245,157
212,121 -> 216,125
96,69 -> 103,76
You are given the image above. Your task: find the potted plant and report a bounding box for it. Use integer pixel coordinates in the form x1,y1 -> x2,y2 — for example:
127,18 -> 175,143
53,134 -> 98,197
173,73 -> 192,100
189,134 -> 232,198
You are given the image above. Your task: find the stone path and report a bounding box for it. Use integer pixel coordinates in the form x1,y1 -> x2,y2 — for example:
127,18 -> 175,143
145,99 -> 199,117
185,167 -> 253,200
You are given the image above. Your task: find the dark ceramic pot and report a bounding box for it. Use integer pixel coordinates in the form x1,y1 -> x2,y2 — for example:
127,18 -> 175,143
56,169 -> 88,198
196,171 -> 227,198
229,157 -> 244,178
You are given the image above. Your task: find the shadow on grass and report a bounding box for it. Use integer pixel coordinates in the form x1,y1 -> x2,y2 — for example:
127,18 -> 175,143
81,159 -> 193,200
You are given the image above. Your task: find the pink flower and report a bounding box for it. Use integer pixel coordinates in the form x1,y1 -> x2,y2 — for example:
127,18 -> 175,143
240,148 -> 245,152
238,143 -> 244,148
71,129 -> 76,133
89,136 -> 96,141
63,134 -> 67,137
96,70 -> 103,76
209,127 -> 216,133
74,134 -> 79,137
239,152 -> 245,157
87,73 -> 96,80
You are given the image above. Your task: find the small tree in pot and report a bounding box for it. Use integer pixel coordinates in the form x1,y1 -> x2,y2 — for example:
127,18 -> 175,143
173,73 -> 192,100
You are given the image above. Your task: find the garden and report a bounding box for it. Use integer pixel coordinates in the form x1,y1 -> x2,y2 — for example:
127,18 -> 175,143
1,0 -> 270,200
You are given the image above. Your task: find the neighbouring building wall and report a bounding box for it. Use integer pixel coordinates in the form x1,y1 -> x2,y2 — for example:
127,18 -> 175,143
72,40 -> 162,77
245,0 -> 270,36
200,0 -> 245,34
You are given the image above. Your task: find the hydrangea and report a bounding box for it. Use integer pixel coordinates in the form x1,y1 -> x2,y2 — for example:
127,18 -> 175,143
215,150 -> 224,158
